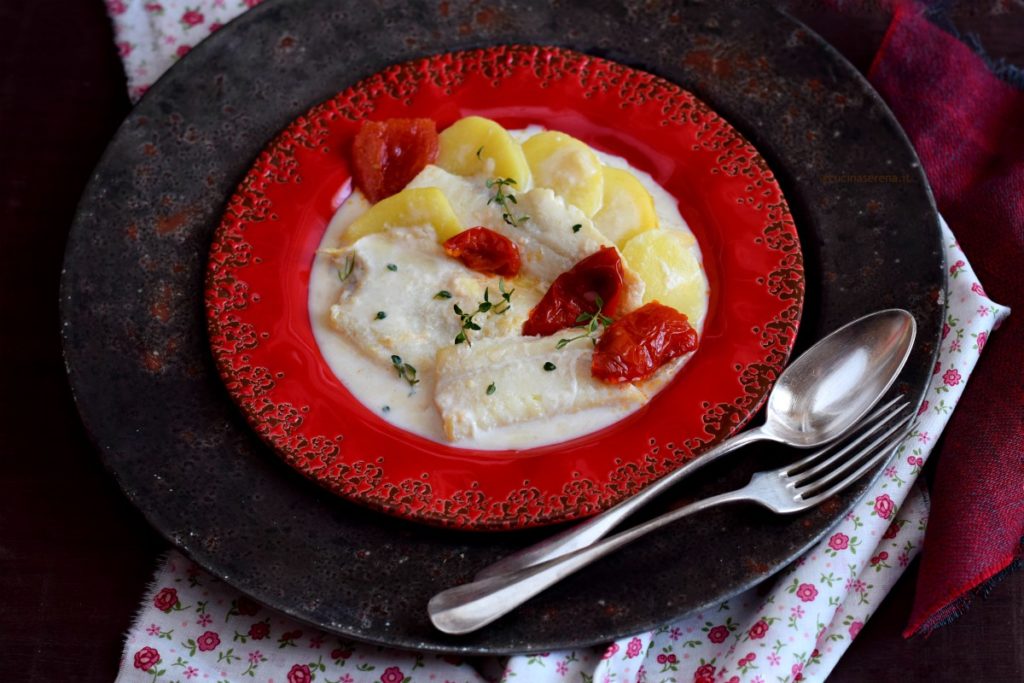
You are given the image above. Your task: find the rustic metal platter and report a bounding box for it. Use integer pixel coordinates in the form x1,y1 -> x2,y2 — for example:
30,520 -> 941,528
60,0 -> 943,654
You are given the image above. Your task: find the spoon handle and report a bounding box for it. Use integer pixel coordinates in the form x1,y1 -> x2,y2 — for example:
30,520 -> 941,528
474,427 -> 767,580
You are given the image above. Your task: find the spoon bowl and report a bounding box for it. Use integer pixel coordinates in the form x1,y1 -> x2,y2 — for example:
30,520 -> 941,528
764,309 -> 917,445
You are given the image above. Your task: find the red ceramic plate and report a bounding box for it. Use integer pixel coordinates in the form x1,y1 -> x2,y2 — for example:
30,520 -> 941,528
205,45 -> 803,531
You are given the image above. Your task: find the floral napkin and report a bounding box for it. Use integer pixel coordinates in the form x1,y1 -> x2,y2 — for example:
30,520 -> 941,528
104,2 -> 1011,681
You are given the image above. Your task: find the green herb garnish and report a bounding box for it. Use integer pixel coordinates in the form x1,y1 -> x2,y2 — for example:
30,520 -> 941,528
486,177 -> 529,228
386,263 -> 398,272
543,361 -> 557,372
375,311 -> 387,320
452,280 -> 514,346
390,355 -> 419,387
486,382 -> 496,395
571,223 -> 582,234
434,290 -> 452,300
337,254 -> 355,282
556,296 -> 613,349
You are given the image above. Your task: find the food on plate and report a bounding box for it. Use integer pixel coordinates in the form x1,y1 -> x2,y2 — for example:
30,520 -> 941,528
521,130 -> 604,217
350,118 -> 439,203
308,115 -> 709,448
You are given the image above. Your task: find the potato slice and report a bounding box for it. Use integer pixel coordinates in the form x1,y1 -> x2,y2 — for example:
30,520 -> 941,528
343,187 -> 463,244
436,116 -> 531,187
592,166 -> 659,247
621,229 -> 707,324
522,131 -> 604,217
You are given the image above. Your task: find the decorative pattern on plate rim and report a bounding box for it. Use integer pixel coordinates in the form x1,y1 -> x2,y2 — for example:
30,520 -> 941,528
205,45 -> 804,530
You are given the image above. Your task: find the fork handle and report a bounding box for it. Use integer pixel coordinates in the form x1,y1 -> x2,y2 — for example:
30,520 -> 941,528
475,427 -> 767,580
430,484 -> 759,634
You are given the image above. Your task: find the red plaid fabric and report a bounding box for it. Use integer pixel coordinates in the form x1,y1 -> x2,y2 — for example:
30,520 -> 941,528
866,3 -> 1024,636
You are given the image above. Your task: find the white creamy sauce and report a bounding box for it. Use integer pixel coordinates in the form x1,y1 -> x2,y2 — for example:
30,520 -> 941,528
308,130 -> 707,450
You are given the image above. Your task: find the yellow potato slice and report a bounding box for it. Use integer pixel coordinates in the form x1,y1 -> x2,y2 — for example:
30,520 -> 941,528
522,130 -> 604,217
343,187 -> 462,244
621,229 -> 707,323
592,166 -> 659,247
436,116 -> 531,188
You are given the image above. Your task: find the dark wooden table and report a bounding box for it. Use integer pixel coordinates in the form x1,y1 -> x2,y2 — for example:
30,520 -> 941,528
1,1 -> 1021,680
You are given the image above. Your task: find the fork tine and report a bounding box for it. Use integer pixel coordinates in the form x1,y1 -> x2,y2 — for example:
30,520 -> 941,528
788,402 -> 910,484
795,415 -> 913,505
785,397 -> 906,472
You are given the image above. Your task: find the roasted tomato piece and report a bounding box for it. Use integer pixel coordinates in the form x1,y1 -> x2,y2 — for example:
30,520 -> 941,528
522,246 -> 625,336
351,118 -> 439,203
592,302 -> 698,383
443,227 -> 522,277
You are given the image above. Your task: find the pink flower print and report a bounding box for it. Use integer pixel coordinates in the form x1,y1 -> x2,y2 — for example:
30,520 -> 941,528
977,331 -> 988,350
144,2 -> 164,13
917,400 -> 929,415
907,455 -> 924,467
883,520 -> 904,539
874,494 -> 895,520
795,583 -> 818,602
933,361 -> 941,375
341,676 -> 354,683
379,666 -> 405,683
707,625 -> 729,644
626,636 -> 643,658
694,663 -> 716,683
792,661 -> 805,681
949,339 -> 961,352
197,613 -> 212,627
249,650 -> 263,663
917,432 -> 930,444
899,553 -> 910,567
288,664 -> 312,683
669,626 -> 682,641
971,282 -> 986,297
153,587 -> 178,612
196,630 -> 220,652
943,368 -> 961,387
942,322 -> 950,339
884,465 -> 897,478
107,0 -> 127,15
949,259 -> 965,276
602,643 -> 619,659
210,22 -> 223,32
767,652 -> 781,666
133,646 -> 160,671
244,0 -> 263,8
849,620 -> 863,638
727,677 -> 741,683
118,42 -> 132,57
181,8 -> 205,27
556,659 -> 568,675
748,619 -> 769,640
656,653 -> 678,664
177,44 -> 192,57
977,305 -> 990,317
146,624 -> 160,636
791,605 -> 805,619
183,666 -> 198,680
828,533 -> 849,551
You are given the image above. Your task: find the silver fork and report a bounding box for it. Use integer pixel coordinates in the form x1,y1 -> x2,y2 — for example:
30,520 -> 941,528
428,401 -> 913,634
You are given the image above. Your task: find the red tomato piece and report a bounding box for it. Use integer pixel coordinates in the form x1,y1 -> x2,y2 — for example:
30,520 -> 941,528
351,118 -> 439,203
522,246 -> 625,337
443,227 -> 522,277
592,302 -> 698,383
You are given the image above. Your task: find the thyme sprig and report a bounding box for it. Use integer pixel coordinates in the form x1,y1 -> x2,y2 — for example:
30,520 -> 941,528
486,177 -> 529,228
390,354 -> 419,387
555,296 -> 613,349
453,279 -> 514,346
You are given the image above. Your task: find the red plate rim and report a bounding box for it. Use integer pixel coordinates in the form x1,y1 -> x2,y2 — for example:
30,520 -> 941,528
205,45 -> 804,531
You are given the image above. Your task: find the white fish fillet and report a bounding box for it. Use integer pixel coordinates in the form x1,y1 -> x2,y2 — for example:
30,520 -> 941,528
434,336 -> 646,441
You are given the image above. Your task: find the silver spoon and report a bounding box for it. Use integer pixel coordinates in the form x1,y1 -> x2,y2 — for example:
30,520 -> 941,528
474,308 -> 917,581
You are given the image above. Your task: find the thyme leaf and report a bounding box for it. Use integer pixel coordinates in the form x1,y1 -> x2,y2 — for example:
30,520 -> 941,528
434,290 -> 452,300
556,296 -> 612,349
390,355 -> 419,387
486,177 -> 529,228
486,382 -> 496,395
452,280 -> 515,346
